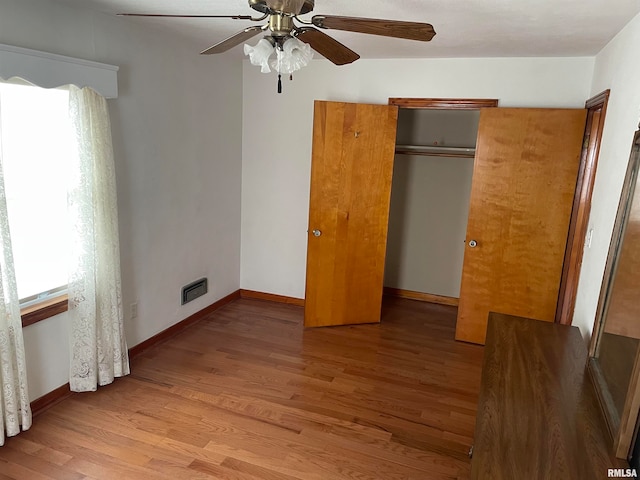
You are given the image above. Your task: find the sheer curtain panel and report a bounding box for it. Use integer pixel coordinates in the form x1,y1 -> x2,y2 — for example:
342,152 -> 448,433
68,86 -> 129,392
0,115 -> 31,445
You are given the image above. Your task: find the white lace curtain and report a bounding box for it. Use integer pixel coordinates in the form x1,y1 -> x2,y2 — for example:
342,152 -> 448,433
0,65 -> 123,444
0,80 -> 128,446
68,86 -> 129,392
0,105 -> 32,446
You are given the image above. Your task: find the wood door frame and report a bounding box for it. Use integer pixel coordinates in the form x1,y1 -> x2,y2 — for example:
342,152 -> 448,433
556,90 -> 610,325
388,98 -> 499,109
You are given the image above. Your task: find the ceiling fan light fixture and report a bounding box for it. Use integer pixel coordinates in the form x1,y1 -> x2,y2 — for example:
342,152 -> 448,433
271,36 -> 313,74
244,37 -> 275,73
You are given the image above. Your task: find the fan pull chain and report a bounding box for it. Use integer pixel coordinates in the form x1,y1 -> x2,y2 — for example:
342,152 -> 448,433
277,74 -> 282,94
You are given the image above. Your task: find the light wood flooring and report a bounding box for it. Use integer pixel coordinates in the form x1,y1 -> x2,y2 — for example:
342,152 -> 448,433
0,297 -> 484,479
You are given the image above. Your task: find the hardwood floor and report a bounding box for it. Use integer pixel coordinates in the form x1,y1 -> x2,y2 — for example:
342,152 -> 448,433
1,297 -> 484,480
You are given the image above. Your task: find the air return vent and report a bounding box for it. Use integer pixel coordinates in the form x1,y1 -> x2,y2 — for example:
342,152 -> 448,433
181,278 -> 208,305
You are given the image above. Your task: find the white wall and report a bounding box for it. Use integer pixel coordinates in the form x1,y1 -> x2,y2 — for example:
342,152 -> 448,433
241,57 -> 595,299
385,155 -> 474,297
573,12 -> 640,342
1,0 -> 243,400
385,109 -> 478,298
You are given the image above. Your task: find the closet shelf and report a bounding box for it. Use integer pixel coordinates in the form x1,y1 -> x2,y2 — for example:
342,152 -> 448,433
395,144 -> 476,158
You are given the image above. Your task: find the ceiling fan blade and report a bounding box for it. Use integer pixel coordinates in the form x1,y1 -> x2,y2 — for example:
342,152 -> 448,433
312,16 -> 436,42
296,27 -> 360,66
201,26 -> 265,54
118,13 -> 255,20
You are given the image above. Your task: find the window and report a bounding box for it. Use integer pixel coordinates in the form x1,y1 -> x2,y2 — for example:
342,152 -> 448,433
0,82 -> 75,307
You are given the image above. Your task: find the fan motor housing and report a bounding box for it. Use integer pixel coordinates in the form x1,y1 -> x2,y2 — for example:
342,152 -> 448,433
269,15 -> 295,36
249,0 -> 315,15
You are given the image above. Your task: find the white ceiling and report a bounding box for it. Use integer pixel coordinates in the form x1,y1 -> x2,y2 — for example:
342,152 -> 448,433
56,0 -> 640,59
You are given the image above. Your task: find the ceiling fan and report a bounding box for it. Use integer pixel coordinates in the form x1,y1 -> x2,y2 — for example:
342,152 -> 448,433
120,0 -> 436,91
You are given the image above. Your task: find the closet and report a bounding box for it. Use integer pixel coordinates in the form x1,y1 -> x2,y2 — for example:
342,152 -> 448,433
384,108 -> 480,305
304,99 -> 587,345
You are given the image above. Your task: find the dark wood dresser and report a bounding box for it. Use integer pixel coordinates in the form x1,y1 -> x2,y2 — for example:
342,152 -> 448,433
470,312 -> 625,479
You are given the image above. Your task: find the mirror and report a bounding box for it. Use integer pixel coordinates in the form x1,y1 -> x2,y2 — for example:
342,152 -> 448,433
589,126 -> 640,460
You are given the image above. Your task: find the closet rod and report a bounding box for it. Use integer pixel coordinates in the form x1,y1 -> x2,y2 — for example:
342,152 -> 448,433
395,144 -> 476,158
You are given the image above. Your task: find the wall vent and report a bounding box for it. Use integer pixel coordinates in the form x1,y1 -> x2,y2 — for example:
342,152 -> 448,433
181,278 -> 208,305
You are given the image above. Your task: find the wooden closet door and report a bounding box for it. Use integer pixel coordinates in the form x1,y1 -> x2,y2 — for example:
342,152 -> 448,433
304,101 -> 398,327
455,108 -> 587,345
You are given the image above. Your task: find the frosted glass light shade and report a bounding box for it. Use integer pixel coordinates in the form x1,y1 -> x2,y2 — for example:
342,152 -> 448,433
244,38 -> 275,73
271,37 -> 313,75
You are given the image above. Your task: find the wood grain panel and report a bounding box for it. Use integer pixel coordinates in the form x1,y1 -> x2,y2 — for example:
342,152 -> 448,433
295,28 -> 360,65
21,294 -> 68,327
1,297 -> 484,479
313,16 -> 435,42
200,26 -> 263,54
305,101 -> 398,327
471,313 -> 624,479
456,108 -> 586,345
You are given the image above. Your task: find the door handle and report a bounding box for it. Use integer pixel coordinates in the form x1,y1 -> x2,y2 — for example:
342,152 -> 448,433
312,230 -> 322,237
468,240 -> 478,248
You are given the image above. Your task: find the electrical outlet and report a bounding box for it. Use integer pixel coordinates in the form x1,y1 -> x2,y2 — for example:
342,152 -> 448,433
130,302 -> 138,319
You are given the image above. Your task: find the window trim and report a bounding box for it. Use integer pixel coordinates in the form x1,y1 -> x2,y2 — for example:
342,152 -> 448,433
21,294 -> 68,327
0,43 -> 119,98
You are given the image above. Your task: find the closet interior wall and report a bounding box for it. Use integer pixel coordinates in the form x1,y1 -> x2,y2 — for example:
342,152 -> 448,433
384,109 -> 480,301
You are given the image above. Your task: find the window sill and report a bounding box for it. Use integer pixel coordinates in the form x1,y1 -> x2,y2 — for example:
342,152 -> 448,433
21,294 -> 68,327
